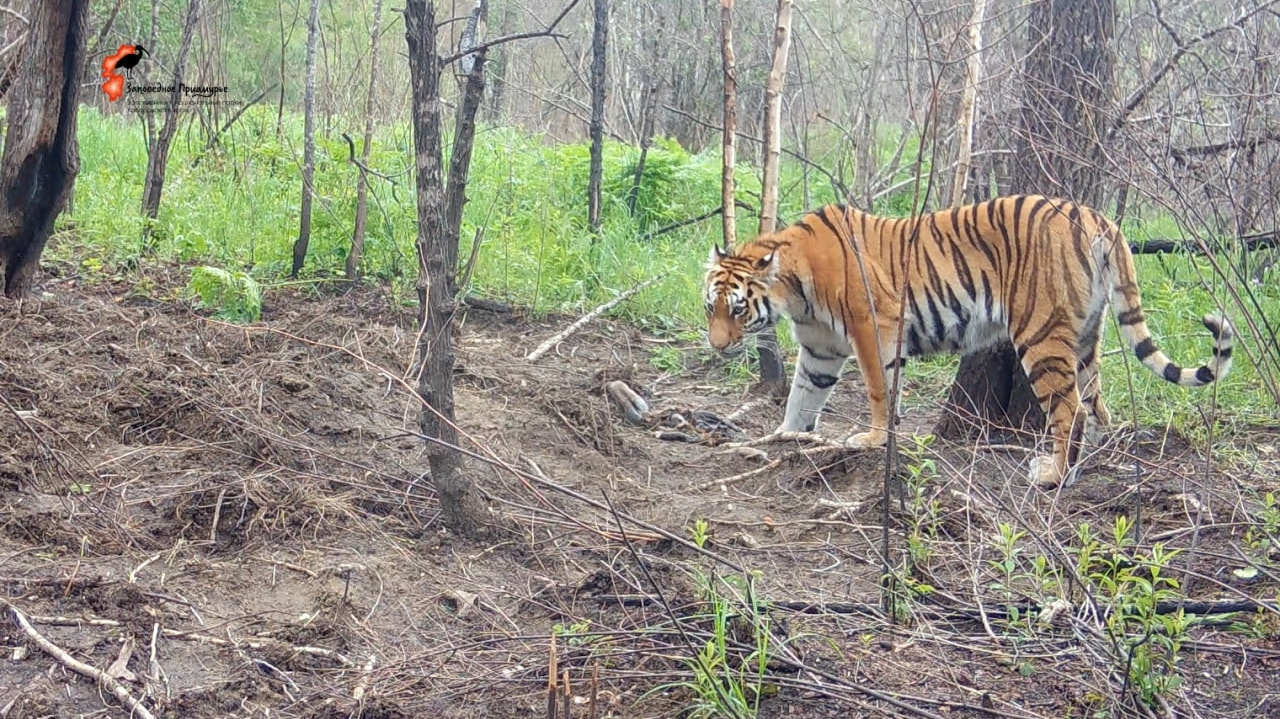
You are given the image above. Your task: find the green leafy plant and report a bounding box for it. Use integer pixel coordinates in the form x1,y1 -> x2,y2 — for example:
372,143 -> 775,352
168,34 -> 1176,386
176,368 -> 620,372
1070,517 -> 1189,707
186,265 -> 263,323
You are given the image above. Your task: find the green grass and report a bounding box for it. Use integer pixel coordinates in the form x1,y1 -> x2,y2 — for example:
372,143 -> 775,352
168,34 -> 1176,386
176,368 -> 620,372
59,107 -> 1279,444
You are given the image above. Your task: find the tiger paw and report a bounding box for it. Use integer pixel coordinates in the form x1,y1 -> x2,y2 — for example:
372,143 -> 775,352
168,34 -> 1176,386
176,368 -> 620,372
1028,455 -> 1064,489
845,431 -> 887,450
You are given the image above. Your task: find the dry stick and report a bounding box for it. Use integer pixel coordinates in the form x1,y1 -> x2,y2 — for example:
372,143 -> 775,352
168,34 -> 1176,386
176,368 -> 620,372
546,636 -> 558,719
525,276 -> 663,361
696,458 -> 782,491
352,653 -> 377,703
588,663 -> 599,719
4,601 -> 157,719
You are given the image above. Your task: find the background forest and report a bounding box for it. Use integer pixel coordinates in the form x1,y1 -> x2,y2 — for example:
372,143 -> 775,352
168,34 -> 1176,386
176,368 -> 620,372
1,0 -> 1280,718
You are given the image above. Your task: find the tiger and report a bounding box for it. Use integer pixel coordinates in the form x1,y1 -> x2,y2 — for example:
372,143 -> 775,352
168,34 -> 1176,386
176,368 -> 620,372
703,195 -> 1234,487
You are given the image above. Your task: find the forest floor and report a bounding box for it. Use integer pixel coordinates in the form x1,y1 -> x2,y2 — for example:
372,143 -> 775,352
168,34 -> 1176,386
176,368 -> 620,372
2,268 -> 1279,719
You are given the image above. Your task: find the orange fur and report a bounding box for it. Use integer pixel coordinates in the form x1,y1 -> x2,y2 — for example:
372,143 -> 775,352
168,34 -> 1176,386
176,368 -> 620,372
704,196 -> 1233,486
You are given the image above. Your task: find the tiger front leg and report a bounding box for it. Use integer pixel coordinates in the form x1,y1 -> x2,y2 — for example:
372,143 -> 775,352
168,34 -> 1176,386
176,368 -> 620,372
842,331 -> 897,451
777,345 -> 848,435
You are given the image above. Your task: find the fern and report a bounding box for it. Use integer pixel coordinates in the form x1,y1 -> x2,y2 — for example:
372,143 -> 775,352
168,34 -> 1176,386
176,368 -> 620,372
186,265 -> 263,323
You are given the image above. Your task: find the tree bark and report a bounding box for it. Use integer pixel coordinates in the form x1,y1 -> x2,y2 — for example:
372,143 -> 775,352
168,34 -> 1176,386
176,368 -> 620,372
937,0 -> 1116,441
444,0 -> 488,294
0,0 -> 89,298
752,0 -> 793,395
291,0 -> 321,277
757,0 -> 792,234
949,0 -> 987,207
718,0 -> 737,249
140,0 -> 201,231
346,0 -> 385,281
405,0 -> 490,536
586,0 -> 608,236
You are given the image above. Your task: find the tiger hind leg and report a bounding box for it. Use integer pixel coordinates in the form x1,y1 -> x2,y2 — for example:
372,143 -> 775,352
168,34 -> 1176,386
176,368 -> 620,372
1018,339 -> 1088,488
1076,332 -> 1110,445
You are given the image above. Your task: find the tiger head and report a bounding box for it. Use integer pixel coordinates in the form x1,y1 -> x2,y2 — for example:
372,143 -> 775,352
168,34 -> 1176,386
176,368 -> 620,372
703,244 -> 780,354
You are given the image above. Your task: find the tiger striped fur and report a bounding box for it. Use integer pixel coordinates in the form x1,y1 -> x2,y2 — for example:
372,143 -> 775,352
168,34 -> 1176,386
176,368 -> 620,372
703,195 -> 1234,487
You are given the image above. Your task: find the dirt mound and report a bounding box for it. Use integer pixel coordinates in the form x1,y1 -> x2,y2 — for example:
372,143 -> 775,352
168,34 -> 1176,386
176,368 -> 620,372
1,274 -> 1277,718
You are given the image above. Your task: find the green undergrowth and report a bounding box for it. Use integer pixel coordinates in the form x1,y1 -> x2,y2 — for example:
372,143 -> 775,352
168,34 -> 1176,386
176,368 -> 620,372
58,107 -> 1279,445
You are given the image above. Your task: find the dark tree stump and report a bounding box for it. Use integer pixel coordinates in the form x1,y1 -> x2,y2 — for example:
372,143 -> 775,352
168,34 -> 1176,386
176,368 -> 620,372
0,0 -> 91,298
935,341 -> 1045,441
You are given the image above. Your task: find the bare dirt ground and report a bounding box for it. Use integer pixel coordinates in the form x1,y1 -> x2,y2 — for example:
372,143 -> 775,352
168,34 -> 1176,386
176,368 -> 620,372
2,268 -> 1278,718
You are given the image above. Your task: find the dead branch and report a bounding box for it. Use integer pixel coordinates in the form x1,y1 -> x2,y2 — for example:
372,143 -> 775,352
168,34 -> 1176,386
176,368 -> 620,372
1169,132 -> 1280,166
4,600 -> 158,719
525,276 -> 662,361
1130,230 -> 1277,255
340,131 -> 402,184
439,0 -> 580,65
1109,0 -> 1280,139
639,202 -> 754,242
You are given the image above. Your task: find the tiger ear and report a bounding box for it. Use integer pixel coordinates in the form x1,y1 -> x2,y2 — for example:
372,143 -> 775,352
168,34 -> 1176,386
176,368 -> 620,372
708,244 -> 729,265
754,251 -> 776,271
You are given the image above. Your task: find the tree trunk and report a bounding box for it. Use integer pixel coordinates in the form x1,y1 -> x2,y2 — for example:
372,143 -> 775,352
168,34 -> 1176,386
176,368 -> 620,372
484,1 -> 513,123
444,0 -> 488,295
291,0 -> 321,277
718,0 -> 737,249
949,0 -> 987,207
405,0 -> 490,537
752,0 -> 794,395
586,0 -> 608,235
0,0 -> 89,298
626,80 -> 659,216
347,0 -> 385,281
937,0 -> 1116,441
140,0 -> 201,231
757,0 -> 792,234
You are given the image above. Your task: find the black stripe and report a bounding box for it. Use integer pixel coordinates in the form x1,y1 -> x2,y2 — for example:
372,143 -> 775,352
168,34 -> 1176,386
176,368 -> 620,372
1195,366 -> 1215,384
1163,364 -> 1182,383
1212,346 -> 1232,359
804,345 -> 844,361
814,206 -> 843,238
884,357 -> 907,370
1026,356 -> 1073,386
1203,317 -> 1224,339
805,370 -> 839,389
1116,309 -> 1144,325
1134,338 -> 1158,362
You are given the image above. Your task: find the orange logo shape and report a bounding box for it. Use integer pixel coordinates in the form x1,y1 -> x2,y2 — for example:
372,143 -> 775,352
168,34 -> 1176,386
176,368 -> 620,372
101,44 -> 149,101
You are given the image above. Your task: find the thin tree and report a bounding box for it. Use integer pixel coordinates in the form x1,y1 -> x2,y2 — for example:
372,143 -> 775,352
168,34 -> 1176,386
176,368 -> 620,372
291,0 -> 321,277
751,0 -> 794,394
718,0 -> 737,249
140,0 -> 202,235
0,0 -> 90,298
443,0 -> 488,295
347,0 -> 385,281
404,0 -> 490,535
757,0 -> 793,234
949,0 -> 987,207
586,0 -> 608,235
937,0 -> 1116,440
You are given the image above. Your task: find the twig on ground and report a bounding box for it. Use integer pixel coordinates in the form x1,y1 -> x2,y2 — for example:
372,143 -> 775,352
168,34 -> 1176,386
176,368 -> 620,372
695,459 -> 781,491
725,396 -> 772,423
4,600 -> 157,719
352,653 -> 377,703
526,277 -> 662,361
